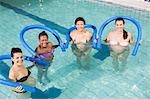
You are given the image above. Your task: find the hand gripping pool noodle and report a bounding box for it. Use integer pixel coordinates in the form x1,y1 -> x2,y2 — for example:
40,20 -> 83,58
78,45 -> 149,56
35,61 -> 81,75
0,79 -> 36,93
20,25 -> 65,67
64,24 -> 97,49
97,16 -> 142,56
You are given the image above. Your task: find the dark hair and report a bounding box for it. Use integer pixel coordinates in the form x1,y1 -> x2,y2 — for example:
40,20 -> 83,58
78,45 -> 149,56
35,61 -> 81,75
11,48 -> 22,64
38,31 -> 48,40
115,18 -> 128,39
74,17 -> 86,25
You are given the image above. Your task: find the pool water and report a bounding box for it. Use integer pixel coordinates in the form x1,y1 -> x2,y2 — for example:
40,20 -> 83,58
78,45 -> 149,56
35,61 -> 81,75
0,0 -> 150,99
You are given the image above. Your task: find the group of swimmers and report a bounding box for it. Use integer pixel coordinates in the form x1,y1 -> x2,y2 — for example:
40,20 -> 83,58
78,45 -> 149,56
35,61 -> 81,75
70,17 -> 136,71
8,31 -> 59,93
3,17 -> 139,93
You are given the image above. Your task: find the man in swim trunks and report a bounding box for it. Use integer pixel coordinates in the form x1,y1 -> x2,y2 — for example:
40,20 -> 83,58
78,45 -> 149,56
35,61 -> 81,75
104,18 -> 134,71
70,17 -> 92,67
9,48 -> 36,94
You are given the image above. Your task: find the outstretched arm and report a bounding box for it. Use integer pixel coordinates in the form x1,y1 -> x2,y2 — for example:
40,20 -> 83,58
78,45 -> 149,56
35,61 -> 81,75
28,47 -> 39,69
52,45 -> 60,49
102,33 -> 110,44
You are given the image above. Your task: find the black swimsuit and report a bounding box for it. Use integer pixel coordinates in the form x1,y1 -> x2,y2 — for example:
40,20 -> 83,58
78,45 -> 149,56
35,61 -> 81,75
16,70 -> 31,82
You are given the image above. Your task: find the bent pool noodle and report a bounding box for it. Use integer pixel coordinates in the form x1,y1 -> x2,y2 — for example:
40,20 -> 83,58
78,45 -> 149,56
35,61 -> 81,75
0,54 -> 48,67
20,25 -> 65,66
20,25 -> 65,55
97,16 -> 142,56
64,24 -> 97,49
0,79 -> 36,93
0,54 -> 11,60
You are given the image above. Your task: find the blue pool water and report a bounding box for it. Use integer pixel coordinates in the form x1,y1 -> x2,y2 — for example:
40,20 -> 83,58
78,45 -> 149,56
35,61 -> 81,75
0,0 -> 150,98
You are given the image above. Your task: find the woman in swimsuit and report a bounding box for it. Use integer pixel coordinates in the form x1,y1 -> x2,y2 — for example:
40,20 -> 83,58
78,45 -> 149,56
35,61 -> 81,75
33,31 -> 59,84
104,18 -> 134,71
70,17 -> 92,67
9,48 -> 36,93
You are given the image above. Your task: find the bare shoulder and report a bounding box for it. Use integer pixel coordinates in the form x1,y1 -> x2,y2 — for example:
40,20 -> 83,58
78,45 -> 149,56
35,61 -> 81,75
35,47 -> 41,53
70,30 -> 77,38
108,31 -> 114,36
48,42 -> 52,45
127,31 -> 132,37
111,30 -> 116,33
9,67 -> 15,79
85,30 -> 92,38
86,30 -> 92,34
9,67 -> 14,73
70,30 -> 77,35
106,31 -> 114,40
127,31 -> 132,35
48,42 -> 53,48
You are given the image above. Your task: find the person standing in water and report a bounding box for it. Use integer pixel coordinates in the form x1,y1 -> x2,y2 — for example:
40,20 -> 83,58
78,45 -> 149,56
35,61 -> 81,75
104,18 -> 134,71
9,48 -> 35,98
33,31 -> 59,84
70,17 -> 93,67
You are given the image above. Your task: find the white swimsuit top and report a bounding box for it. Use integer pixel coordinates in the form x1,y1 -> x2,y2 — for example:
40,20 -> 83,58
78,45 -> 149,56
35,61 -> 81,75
110,41 -> 129,47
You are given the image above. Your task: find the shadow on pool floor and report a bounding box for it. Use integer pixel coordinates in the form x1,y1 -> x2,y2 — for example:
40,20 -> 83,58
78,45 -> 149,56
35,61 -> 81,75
31,87 -> 62,99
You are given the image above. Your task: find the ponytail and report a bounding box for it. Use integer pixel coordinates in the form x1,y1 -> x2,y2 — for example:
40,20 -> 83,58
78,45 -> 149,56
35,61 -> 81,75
123,29 -> 128,39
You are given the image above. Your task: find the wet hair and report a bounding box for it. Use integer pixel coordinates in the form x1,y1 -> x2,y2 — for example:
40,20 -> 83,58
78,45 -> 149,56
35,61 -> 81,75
74,17 -> 86,25
115,18 -> 128,40
11,48 -> 22,64
38,31 -> 48,40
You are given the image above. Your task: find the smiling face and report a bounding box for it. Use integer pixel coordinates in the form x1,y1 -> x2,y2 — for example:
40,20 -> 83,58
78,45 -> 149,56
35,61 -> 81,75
12,53 -> 23,66
115,20 -> 124,30
39,35 -> 48,48
76,21 -> 85,32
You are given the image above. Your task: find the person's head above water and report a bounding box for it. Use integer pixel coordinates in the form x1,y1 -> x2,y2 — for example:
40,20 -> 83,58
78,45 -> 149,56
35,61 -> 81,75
75,17 -> 86,32
38,31 -> 49,48
115,18 -> 125,30
115,18 -> 128,40
11,48 -> 23,66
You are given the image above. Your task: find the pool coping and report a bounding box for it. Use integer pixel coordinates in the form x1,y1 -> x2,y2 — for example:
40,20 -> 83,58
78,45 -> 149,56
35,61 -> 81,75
88,0 -> 150,12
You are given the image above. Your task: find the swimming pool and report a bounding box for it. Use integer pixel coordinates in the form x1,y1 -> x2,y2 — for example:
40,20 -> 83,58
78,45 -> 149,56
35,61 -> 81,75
0,0 -> 150,98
